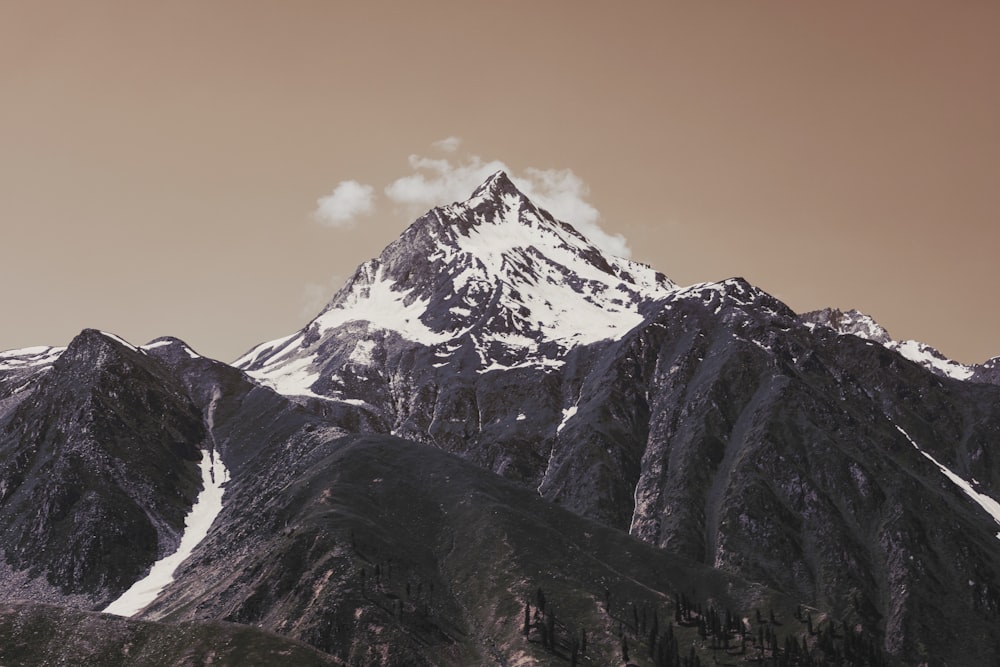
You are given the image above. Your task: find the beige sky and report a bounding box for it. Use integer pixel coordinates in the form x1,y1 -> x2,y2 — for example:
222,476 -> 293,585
1,1 -> 998,364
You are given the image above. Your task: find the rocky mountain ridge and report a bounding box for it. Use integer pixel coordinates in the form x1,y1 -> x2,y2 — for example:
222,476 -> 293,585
2,173 -> 999,665
800,306 -> 1000,384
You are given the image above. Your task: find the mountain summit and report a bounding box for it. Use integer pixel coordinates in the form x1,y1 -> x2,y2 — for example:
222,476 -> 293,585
237,171 -> 673,396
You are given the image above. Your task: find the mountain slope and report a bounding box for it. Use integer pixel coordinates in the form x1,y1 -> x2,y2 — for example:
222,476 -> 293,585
141,432 -> 847,665
0,330 -> 207,607
223,174 -> 1000,664
0,602 -> 341,666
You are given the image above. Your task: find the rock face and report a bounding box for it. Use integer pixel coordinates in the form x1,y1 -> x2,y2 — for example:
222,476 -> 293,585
0,330 -> 206,606
800,306 -> 983,382
2,172 -> 1000,665
974,357 -> 1000,385
799,307 -> 893,345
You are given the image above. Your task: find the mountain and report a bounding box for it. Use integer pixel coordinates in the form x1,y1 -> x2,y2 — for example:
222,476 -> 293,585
3,171 -> 1000,665
0,330 -> 206,607
800,307 -> 987,382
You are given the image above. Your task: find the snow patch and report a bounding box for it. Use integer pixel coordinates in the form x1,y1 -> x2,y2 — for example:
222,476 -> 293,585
99,331 -> 139,352
314,266 -> 451,346
478,357 -> 564,374
896,425 -> 1000,539
557,405 -> 578,434
891,339 -> 974,381
0,346 -> 64,370
103,449 -> 229,616
140,339 -> 201,359
335,397 -> 368,407
233,331 -> 300,368
247,355 -> 322,399
348,339 -> 376,365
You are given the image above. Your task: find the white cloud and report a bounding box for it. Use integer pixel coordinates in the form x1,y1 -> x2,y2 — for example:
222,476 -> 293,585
517,168 -> 630,258
384,154 -> 509,208
310,139 -> 632,257
384,146 -> 631,257
313,180 -> 375,228
432,136 -> 462,152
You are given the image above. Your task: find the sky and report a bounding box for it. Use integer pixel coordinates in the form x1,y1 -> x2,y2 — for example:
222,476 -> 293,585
1,1 -> 998,364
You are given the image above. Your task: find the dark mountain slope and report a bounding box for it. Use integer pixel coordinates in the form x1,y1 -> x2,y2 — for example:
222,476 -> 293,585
141,433 -> 841,666
608,282 -> 1000,665
0,330 -> 206,607
222,175 -> 1000,664
0,601 -> 341,666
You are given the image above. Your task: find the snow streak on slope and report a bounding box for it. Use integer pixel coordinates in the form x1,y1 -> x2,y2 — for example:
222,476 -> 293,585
103,450 -> 229,617
895,425 -> 1000,539
0,346 -> 64,371
140,338 -> 201,359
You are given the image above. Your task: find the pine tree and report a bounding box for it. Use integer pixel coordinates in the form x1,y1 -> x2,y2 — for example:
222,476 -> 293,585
523,603 -> 530,637
621,635 -> 630,663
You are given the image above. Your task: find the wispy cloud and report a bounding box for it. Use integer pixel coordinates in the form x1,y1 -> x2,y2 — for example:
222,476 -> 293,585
313,180 -> 375,228
384,154 -> 508,209
431,136 -> 462,152
311,138 -> 630,257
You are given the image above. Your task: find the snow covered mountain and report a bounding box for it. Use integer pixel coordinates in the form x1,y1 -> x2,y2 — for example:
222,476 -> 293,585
801,307 -> 978,381
237,171 -> 672,396
4,172 -> 1000,665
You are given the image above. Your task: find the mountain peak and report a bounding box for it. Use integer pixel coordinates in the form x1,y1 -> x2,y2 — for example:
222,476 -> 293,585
801,308 -> 976,381
236,170 -> 675,384
470,170 -> 520,200
63,328 -> 139,357
800,307 -> 892,345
